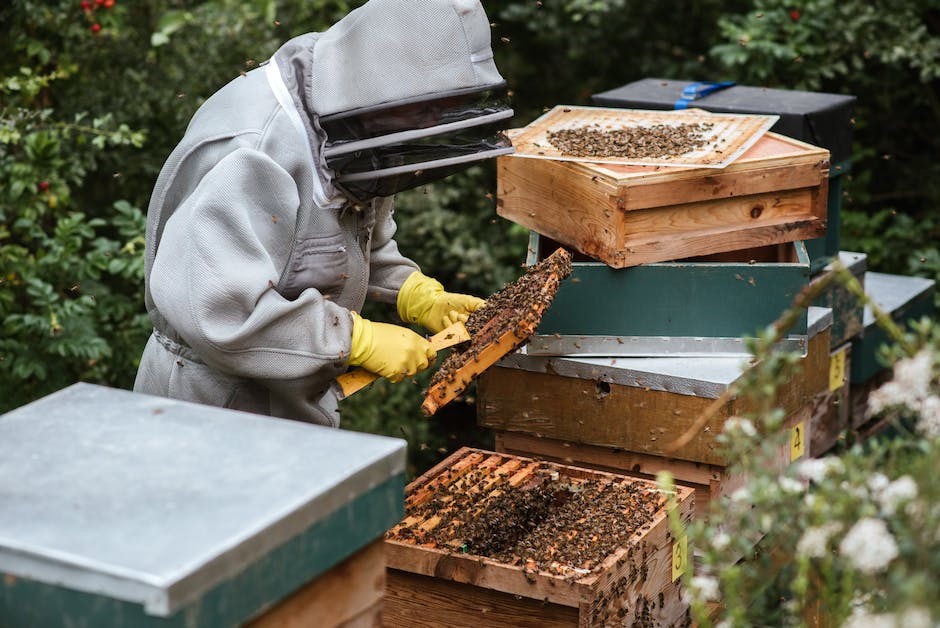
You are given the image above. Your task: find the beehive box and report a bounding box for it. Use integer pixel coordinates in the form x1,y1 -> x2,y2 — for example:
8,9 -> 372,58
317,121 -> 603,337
850,272 -> 937,430
591,79 -> 855,272
809,340 -> 852,457
524,233 -> 811,357
479,307 -> 832,517
811,250 -> 867,349
497,109 -> 829,269
0,383 -> 405,628
384,448 -> 695,628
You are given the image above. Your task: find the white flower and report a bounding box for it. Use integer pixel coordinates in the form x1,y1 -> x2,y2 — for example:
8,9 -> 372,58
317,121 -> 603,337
917,395 -> 940,438
795,457 -> 843,483
867,472 -> 890,495
690,575 -> 720,601
842,612 -> 897,628
868,381 -> 911,415
730,487 -> 750,503
893,349 -> 933,398
839,518 -> 899,574
723,417 -> 757,437
868,350 -> 934,415
779,476 -> 805,494
898,608 -> 933,628
877,475 -> 918,516
796,522 -> 843,558
711,532 -> 730,550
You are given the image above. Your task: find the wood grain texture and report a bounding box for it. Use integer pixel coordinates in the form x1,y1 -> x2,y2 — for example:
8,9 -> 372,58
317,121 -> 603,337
809,343 -> 851,457
492,403 -> 810,523
248,540 -> 385,628
384,447 -> 695,627
385,569 -> 579,628
497,131 -> 829,268
478,346 -> 817,467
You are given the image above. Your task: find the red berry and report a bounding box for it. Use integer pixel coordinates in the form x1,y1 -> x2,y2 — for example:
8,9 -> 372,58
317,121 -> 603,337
90,22 -> 101,33
94,0 -> 104,5
80,0 -> 92,9
37,181 -> 50,192
789,9 -> 801,21
103,0 -> 114,7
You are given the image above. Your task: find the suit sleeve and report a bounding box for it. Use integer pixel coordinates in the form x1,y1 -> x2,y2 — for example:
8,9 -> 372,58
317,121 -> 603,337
150,147 -> 353,380
365,195 -> 420,304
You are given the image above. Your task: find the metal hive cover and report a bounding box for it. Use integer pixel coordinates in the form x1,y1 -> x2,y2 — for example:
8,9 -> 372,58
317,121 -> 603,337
0,383 -> 405,617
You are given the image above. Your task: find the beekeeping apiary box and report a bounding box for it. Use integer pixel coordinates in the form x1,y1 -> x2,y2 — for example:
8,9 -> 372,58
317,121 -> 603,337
0,383 -> 405,628
810,340 -> 852,457
811,251 -> 867,349
592,79 -> 856,272
497,108 -> 829,269
849,272 -> 936,430
479,307 -> 832,518
524,233 -> 812,357
383,447 -> 695,628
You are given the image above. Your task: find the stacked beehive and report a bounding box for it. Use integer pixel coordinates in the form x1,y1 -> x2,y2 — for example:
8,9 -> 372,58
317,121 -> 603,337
589,79 -> 937,444
476,87 -> 838,522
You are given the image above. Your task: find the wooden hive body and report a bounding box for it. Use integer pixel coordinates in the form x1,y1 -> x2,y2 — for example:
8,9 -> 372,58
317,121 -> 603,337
479,307 -> 835,518
384,448 -> 695,627
498,129 -> 829,269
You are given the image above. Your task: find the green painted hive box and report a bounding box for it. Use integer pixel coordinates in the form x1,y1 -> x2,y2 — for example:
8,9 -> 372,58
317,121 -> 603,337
0,383 -> 406,628
850,272 -> 936,385
526,232 -> 811,357
811,250 -> 867,349
592,78 -> 856,272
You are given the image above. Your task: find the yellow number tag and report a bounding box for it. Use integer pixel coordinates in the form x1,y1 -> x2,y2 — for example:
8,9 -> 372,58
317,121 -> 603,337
790,421 -> 805,462
829,348 -> 847,392
672,533 -> 688,582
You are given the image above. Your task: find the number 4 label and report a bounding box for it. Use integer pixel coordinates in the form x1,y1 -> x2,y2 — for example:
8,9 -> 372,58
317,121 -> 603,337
790,421 -> 805,462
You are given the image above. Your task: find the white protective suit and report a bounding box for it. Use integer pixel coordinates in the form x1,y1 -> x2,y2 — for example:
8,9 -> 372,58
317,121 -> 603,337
134,0 -> 510,426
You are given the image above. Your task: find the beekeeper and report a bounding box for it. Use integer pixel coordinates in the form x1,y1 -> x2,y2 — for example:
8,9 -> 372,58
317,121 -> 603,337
134,0 -> 514,426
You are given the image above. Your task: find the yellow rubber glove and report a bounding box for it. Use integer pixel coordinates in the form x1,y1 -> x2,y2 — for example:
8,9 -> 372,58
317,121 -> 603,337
397,271 -> 485,334
347,312 -> 437,382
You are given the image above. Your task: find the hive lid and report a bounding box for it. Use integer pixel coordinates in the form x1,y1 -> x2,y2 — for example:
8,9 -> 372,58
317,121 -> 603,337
862,272 -> 936,327
0,383 -> 405,616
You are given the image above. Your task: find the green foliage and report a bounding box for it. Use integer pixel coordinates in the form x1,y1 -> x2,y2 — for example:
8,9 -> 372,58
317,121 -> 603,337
709,0 -> 940,303
685,275 -> 940,626
1,0 -> 938,478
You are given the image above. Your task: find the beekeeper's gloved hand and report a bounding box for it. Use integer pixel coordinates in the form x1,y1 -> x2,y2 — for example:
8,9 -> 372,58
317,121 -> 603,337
348,312 -> 437,382
397,271 -> 484,334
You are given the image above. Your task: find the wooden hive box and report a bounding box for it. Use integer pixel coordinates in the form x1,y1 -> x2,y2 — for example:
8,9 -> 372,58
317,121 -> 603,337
524,233 -> 811,357
850,272 -> 937,432
0,384 -> 405,628
384,448 -> 695,628
497,110 -> 829,269
479,307 -> 833,518
590,79 -> 856,273
810,339 -> 852,457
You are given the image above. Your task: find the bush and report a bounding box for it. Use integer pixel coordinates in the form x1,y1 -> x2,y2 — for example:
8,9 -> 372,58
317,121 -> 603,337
677,269 -> 940,625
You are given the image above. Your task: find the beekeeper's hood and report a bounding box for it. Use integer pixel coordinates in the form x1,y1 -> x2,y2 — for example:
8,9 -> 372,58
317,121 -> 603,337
311,0 -> 514,201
